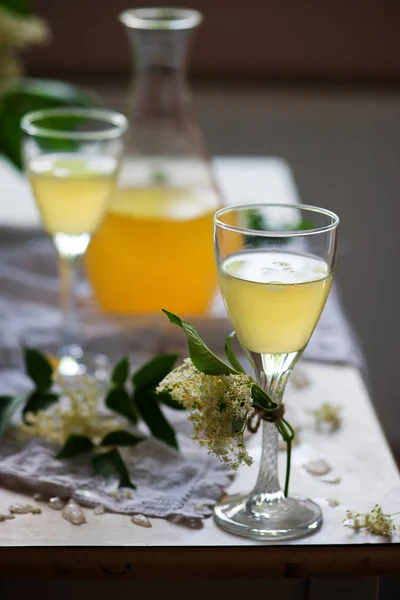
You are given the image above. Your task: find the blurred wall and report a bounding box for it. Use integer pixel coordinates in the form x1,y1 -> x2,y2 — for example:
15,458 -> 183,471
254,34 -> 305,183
28,0 -> 400,81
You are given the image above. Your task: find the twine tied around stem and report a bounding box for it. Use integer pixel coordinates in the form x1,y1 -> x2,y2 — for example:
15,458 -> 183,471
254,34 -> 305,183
247,404 -> 286,433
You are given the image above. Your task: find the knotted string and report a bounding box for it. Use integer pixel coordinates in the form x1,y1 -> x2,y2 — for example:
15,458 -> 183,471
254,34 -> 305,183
247,403 -> 285,433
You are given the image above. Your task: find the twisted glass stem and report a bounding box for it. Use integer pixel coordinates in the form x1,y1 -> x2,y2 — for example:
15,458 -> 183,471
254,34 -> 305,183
246,351 -> 300,510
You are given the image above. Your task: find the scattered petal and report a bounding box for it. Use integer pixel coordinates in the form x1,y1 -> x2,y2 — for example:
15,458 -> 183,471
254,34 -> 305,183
322,475 -> 341,484
62,499 -> 86,525
304,458 -> 332,476
131,514 -> 152,528
0,513 -> 15,522
326,497 -> 340,508
9,504 -> 41,515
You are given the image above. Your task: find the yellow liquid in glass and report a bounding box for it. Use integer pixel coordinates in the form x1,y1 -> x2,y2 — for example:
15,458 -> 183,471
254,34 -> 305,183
28,153 -> 117,235
219,250 -> 332,354
85,186 -> 220,314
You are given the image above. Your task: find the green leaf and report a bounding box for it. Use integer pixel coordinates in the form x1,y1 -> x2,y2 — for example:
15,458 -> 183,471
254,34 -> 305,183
23,390 -> 59,418
23,347 -> 53,391
133,353 -> 179,390
111,357 -> 129,388
0,78 -> 92,169
92,449 -> 136,489
134,389 -> 178,450
1,0 -> 31,15
56,435 -> 94,459
157,391 -> 186,411
251,384 -> 276,411
105,388 -> 137,423
231,417 -> 246,434
0,395 -> 24,440
100,430 -> 145,447
224,332 -> 245,373
162,310 -> 236,376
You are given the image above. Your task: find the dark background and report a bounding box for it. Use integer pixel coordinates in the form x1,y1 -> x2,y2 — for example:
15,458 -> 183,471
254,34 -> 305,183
26,0 -> 400,82
24,0 -> 400,459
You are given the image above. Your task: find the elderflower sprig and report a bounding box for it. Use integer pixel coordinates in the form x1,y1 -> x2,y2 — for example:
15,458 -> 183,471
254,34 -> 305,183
310,402 -> 341,432
19,377 -> 121,446
343,504 -> 400,539
159,310 -> 295,496
157,359 -> 254,469
0,349 -> 183,490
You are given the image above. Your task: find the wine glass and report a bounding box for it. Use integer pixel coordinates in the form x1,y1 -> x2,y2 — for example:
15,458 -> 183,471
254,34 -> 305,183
21,108 -> 128,377
214,203 -> 339,540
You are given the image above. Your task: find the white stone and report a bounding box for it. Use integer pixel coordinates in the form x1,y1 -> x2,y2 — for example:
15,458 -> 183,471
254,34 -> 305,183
131,514 -> 152,528
304,459 -> 332,476
48,497 -> 65,510
62,500 -> 86,525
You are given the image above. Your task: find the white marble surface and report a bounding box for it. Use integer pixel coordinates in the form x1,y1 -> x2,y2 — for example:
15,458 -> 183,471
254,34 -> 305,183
0,362 -> 398,548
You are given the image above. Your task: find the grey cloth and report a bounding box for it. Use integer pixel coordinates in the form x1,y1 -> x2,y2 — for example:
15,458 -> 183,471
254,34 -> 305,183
0,231 -> 363,518
0,429 -> 232,520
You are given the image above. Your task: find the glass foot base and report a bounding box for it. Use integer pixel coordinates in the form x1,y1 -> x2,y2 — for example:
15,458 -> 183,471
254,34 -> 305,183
57,345 -> 110,380
214,493 -> 322,541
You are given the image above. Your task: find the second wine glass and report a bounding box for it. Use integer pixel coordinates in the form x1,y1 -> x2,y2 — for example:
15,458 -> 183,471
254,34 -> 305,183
21,108 -> 128,377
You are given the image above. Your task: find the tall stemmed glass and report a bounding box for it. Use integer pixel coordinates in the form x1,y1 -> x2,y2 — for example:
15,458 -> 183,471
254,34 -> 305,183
214,203 -> 339,540
21,108 -> 128,376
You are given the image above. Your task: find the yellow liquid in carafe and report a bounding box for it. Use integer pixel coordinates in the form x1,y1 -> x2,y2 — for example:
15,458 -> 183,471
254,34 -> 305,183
28,153 -> 117,235
86,185 -> 220,314
219,250 -> 332,354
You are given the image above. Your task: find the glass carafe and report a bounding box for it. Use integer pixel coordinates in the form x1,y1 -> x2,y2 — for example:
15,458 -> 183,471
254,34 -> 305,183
86,7 -> 222,315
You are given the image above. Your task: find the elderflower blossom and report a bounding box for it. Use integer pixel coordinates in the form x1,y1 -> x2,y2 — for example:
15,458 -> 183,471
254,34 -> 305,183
344,505 -> 398,539
0,7 -> 50,93
18,377 -> 121,446
157,359 -> 254,469
311,402 -> 341,432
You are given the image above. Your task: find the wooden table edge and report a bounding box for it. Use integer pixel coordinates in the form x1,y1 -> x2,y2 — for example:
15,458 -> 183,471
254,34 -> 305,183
0,544 -> 399,579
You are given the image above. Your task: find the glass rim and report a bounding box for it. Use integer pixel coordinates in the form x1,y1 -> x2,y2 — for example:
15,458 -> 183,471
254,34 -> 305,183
119,7 -> 203,30
214,203 -> 340,238
21,108 -> 128,141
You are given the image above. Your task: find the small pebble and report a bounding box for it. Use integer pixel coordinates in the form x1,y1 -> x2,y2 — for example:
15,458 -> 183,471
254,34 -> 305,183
33,493 -> 43,502
168,514 -> 203,529
94,504 -> 105,515
0,513 -> 15,522
131,514 -> 152,528
322,475 -> 341,485
304,459 -> 332,476
48,497 -> 65,511
62,500 -> 86,525
9,504 -> 41,515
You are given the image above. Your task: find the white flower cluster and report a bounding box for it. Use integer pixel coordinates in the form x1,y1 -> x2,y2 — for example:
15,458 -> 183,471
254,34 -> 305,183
0,7 -> 50,94
19,377 -> 121,446
157,359 -> 254,469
